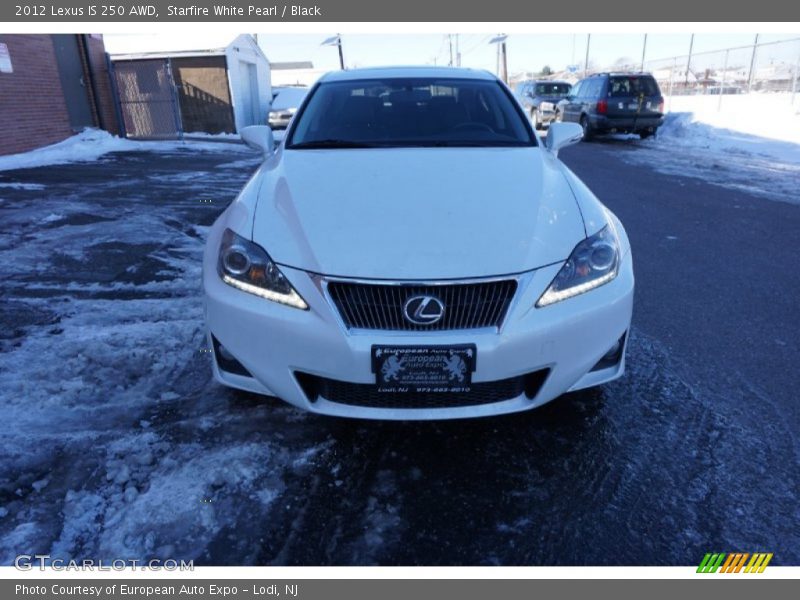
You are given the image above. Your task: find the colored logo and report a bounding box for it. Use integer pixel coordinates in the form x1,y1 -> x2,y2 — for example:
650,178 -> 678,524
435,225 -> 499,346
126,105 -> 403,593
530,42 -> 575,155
697,553 -> 773,573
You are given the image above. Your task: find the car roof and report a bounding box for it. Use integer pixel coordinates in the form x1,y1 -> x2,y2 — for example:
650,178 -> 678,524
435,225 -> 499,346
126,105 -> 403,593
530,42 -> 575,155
318,66 -> 497,83
588,71 -> 655,78
272,87 -> 309,106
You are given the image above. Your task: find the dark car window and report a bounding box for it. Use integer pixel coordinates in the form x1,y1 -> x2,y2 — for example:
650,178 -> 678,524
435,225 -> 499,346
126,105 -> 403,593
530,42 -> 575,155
534,83 -> 571,96
608,76 -> 660,97
585,79 -> 604,98
288,77 -> 536,148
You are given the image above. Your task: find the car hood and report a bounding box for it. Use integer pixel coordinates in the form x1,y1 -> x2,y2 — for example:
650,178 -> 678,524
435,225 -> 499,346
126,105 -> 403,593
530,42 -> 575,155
251,147 -> 585,280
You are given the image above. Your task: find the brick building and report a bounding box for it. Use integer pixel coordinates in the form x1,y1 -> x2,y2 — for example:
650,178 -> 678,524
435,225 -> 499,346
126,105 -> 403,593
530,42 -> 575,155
0,34 -> 119,156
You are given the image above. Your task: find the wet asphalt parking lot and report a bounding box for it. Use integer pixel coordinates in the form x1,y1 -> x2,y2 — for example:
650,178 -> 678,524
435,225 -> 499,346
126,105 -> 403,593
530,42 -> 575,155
0,136 -> 797,565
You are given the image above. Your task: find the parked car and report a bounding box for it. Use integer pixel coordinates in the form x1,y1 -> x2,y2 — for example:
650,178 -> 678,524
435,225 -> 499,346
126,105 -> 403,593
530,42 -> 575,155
204,67 -> 634,420
554,72 -> 664,139
515,80 -> 572,129
268,86 -> 309,130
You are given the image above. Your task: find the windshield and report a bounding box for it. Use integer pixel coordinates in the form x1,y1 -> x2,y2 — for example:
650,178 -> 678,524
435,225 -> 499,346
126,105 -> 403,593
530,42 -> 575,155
287,77 -> 536,148
534,83 -> 571,96
608,76 -> 660,97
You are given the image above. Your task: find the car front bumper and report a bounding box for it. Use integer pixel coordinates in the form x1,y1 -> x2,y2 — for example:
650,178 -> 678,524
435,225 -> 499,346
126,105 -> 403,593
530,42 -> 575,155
203,230 -> 634,420
538,107 -> 557,124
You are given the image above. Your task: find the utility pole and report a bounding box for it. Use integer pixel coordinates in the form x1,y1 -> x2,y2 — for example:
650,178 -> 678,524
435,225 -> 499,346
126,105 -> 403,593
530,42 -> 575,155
455,34 -> 461,67
448,34 -> 453,66
640,34 -> 648,71
489,34 -> 508,83
747,33 -> 760,93
584,34 -> 591,77
685,33 -> 694,88
500,39 -> 507,83
321,34 -> 345,70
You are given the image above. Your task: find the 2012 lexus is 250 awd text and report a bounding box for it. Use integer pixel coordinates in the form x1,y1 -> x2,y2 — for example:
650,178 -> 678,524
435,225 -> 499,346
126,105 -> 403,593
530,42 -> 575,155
203,67 -> 634,419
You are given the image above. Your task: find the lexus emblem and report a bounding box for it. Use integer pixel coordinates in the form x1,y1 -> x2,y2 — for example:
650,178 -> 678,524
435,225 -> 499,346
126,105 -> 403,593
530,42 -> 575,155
403,295 -> 445,325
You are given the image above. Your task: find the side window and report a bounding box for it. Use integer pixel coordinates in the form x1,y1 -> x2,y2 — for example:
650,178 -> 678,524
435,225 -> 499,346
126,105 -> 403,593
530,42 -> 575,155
571,81 -> 583,98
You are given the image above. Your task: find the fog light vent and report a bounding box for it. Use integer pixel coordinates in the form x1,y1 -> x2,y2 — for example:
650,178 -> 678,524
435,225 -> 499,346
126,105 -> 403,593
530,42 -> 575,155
211,334 -> 253,378
590,333 -> 626,372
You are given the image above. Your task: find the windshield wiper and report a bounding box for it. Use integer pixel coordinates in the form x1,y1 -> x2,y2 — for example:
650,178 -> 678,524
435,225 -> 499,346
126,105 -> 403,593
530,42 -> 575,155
288,139 -> 376,149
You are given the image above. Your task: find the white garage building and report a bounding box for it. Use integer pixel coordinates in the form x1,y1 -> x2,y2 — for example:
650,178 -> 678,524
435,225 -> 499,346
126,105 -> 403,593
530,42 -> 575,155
108,34 -> 271,138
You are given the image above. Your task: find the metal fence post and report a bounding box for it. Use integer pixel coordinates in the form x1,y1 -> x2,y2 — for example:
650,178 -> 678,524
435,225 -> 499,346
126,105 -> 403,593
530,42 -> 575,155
584,34 -> 591,78
667,57 -> 676,111
105,53 -> 126,138
792,42 -> 800,107
718,49 -> 729,112
747,34 -> 759,93
165,57 -> 184,141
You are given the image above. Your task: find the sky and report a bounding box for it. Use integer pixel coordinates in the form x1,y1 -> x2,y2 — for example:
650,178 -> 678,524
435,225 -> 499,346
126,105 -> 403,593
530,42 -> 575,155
104,32 -> 800,75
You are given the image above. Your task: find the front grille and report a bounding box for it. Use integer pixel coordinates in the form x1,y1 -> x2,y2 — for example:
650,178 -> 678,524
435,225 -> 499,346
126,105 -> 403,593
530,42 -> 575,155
327,279 -> 517,331
295,369 -> 549,410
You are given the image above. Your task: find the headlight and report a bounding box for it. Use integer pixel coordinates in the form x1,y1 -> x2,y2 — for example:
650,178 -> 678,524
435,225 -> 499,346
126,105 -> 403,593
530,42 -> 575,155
536,225 -> 620,307
217,228 -> 308,310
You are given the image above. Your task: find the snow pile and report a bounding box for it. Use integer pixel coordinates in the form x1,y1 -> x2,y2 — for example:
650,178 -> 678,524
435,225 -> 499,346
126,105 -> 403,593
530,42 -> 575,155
657,93 -> 800,166
0,128 -> 250,172
666,92 -> 800,145
655,112 -> 800,168
621,92 -> 800,204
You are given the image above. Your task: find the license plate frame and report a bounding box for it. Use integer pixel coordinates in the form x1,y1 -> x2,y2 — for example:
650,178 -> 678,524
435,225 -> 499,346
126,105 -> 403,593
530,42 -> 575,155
371,344 -> 477,393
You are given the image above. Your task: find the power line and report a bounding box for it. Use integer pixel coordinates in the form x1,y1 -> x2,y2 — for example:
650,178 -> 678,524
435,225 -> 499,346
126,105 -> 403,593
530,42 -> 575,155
459,34 -> 492,58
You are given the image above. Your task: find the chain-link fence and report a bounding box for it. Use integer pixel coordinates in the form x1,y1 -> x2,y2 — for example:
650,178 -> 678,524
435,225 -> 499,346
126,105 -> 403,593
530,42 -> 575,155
611,37 -> 800,109
511,37 -> 800,112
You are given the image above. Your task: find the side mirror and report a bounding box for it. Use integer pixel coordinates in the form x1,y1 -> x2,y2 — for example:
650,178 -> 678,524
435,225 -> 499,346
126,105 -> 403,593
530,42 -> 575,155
545,122 -> 583,156
241,125 -> 275,156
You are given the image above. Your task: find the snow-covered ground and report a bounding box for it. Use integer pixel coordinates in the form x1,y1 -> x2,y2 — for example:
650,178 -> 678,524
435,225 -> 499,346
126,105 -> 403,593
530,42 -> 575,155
620,92 -> 800,204
0,145 -> 326,564
1,121 -> 798,566
0,129 -> 242,172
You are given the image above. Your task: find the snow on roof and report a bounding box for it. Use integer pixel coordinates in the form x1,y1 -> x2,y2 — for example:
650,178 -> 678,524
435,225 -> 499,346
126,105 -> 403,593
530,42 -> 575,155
319,66 -> 497,82
106,33 -> 266,62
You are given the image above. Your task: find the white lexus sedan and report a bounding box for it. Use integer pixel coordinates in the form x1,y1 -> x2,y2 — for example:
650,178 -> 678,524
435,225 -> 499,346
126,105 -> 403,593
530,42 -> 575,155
203,67 -> 634,420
